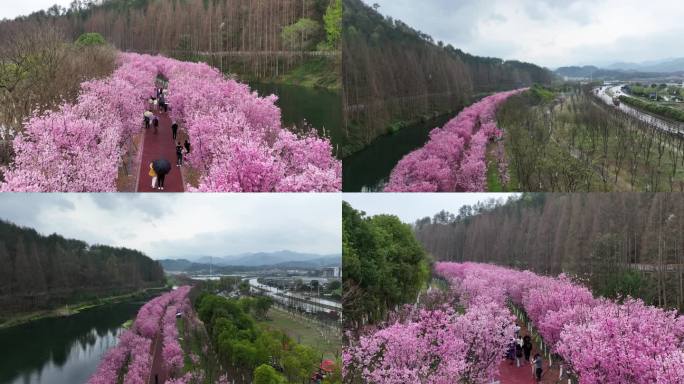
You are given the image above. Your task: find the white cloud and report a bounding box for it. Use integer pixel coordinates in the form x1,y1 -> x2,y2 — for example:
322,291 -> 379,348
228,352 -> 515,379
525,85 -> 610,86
0,193 -> 341,259
0,0 -> 73,20
365,0 -> 684,68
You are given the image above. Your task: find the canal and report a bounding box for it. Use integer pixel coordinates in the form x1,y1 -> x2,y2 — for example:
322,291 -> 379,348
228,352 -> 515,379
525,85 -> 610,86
0,300 -> 146,384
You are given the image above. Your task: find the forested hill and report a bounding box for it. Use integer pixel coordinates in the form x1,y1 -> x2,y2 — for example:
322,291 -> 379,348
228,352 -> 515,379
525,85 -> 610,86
413,193 -> 684,310
0,220 -> 165,314
2,0 -> 341,86
341,0 -> 555,156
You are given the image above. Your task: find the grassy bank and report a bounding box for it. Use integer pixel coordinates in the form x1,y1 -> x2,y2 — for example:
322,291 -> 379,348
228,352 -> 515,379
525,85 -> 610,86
260,306 -> 341,360
619,95 -> 684,123
275,57 -> 341,91
0,286 -> 168,329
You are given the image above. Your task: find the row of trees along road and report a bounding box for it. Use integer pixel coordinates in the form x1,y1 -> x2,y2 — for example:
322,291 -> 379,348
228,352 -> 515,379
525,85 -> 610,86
497,85 -> 684,192
414,193 -> 684,311
0,220 -> 165,316
342,201 -> 430,332
194,292 -> 341,384
341,0 -> 554,156
1,0 -> 342,82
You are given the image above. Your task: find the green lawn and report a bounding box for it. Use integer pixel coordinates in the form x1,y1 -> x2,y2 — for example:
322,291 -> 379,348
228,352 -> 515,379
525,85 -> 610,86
259,307 -> 341,360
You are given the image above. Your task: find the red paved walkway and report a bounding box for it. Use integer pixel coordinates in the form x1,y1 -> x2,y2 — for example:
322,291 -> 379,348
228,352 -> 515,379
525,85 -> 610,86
137,111 -> 184,192
148,331 -> 167,384
495,323 -> 560,384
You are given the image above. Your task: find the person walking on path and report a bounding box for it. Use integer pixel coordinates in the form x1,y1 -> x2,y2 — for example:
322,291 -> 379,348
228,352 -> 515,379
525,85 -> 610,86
152,115 -> 159,134
515,337 -> 523,367
523,335 -> 533,362
152,159 -> 171,191
176,142 -> 183,166
149,163 -> 157,189
171,121 -> 178,141
532,353 -> 543,382
157,169 -> 166,190
184,139 -> 191,154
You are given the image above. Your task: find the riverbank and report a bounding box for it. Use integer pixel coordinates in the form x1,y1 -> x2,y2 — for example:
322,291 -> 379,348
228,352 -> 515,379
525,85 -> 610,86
0,286 -> 168,329
271,56 -> 341,91
342,112 -> 458,191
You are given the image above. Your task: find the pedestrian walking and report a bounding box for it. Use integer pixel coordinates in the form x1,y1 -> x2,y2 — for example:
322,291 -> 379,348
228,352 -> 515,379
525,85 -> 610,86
184,139 -> 191,154
143,110 -> 153,129
152,159 -> 171,191
157,171 -> 166,190
523,335 -> 533,362
176,142 -> 183,166
532,353 -> 543,382
515,337 -> 523,367
148,162 -> 157,189
171,121 -> 178,140
152,115 -> 159,134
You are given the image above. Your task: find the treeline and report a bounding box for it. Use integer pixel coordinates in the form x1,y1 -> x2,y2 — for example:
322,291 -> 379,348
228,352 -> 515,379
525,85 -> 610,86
619,95 -> 684,123
0,220 -> 165,314
342,201 -> 430,330
0,23 -> 116,165
2,0 -> 341,82
195,293 -> 341,383
414,193 -> 684,310
498,86 -> 684,192
341,0 -> 554,156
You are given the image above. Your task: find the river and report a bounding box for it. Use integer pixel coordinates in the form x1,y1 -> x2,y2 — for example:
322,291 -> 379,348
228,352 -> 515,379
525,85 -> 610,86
342,113 -> 457,191
249,83 -> 344,157
0,300 -> 146,384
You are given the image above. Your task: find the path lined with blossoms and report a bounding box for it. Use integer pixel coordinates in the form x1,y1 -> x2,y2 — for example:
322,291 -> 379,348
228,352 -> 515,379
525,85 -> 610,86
137,111 -> 183,192
1,53 -> 341,192
149,332 -> 167,384
495,320 -> 558,384
87,287 -> 190,384
345,262 -> 684,383
435,262 -> 684,384
384,89 -> 525,192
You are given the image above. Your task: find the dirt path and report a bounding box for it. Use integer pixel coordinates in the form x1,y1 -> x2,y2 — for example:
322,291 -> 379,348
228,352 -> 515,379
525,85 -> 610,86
137,111 -> 184,192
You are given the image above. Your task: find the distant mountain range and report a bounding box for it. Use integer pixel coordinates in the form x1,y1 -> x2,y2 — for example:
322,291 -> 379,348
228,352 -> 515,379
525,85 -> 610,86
604,58 -> 684,73
555,58 -> 684,80
159,250 -> 341,272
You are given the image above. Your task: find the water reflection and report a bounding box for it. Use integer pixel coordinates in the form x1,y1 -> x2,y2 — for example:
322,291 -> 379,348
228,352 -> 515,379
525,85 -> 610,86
0,301 -> 143,384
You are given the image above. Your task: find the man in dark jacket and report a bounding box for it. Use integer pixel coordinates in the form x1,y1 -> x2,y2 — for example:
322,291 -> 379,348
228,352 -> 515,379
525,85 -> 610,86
171,122 -> 178,140
152,115 -> 159,134
176,142 -> 183,166
523,335 -> 533,361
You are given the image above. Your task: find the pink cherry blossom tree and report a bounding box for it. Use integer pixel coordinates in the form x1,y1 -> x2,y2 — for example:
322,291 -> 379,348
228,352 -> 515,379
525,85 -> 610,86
385,89 -> 524,192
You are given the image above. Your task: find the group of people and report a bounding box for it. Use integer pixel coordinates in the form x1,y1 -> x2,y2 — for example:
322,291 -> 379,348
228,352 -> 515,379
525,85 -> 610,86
150,87 -> 168,112
171,121 -> 191,167
142,85 -> 192,191
507,325 -> 544,382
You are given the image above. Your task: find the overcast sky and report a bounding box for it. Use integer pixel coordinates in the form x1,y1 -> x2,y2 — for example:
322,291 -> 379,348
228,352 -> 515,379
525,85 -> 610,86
0,194 -> 341,259
0,1 -> 72,20
344,193 -> 518,224
365,0 -> 684,68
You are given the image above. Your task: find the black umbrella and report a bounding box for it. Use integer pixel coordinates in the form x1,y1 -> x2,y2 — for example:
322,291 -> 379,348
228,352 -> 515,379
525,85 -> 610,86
152,159 -> 171,175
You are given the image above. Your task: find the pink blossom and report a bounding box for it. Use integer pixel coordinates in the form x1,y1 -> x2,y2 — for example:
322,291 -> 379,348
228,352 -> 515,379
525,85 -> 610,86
2,53 -> 341,191
385,89 -> 525,192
